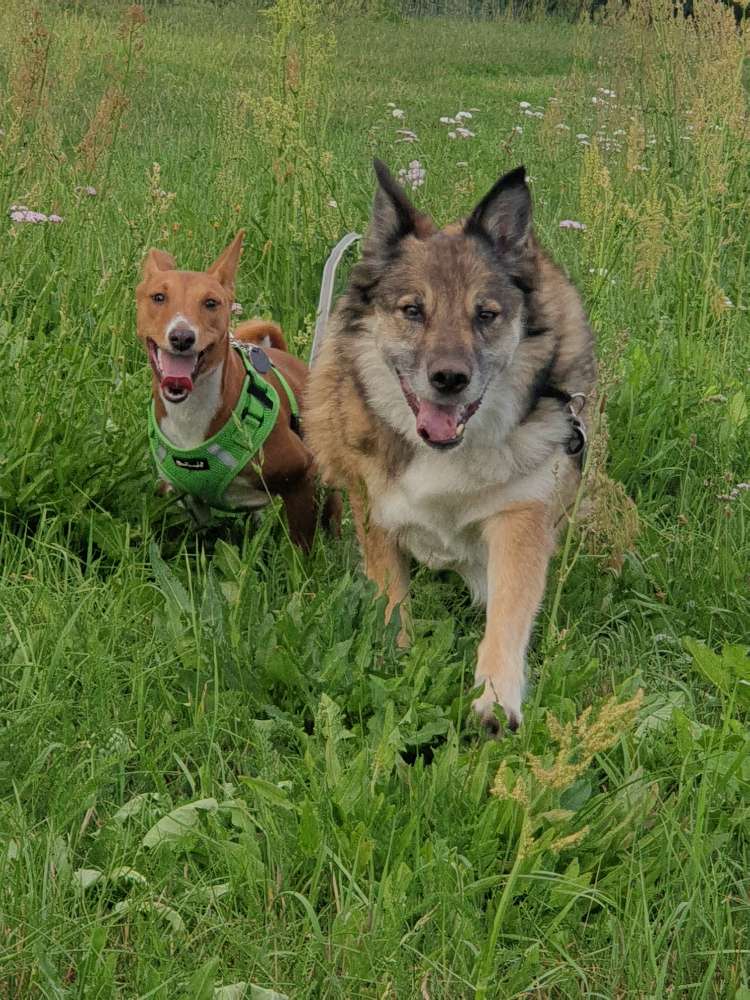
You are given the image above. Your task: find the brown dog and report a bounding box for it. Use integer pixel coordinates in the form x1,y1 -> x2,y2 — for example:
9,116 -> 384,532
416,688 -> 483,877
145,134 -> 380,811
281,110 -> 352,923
136,231 -> 337,549
306,162 -> 596,731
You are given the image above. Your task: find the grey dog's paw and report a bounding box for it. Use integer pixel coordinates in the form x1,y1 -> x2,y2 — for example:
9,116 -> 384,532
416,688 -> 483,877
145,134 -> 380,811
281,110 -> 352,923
472,679 -> 522,737
471,698 -> 522,738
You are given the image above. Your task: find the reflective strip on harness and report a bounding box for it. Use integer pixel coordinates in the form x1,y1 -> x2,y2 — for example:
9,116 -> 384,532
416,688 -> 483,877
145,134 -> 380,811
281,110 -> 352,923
207,443 -> 239,467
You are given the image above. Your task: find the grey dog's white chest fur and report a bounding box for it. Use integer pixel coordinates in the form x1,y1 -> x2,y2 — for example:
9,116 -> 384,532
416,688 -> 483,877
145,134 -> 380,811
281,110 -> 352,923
372,409 -> 572,604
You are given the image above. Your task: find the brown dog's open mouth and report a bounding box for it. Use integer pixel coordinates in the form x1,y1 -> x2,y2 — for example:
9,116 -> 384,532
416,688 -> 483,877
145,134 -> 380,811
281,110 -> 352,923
147,339 -> 206,404
398,373 -> 483,449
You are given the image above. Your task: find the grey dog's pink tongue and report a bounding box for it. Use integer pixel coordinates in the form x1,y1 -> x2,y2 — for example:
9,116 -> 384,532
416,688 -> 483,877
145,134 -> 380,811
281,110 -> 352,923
159,350 -> 194,392
416,399 -> 460,443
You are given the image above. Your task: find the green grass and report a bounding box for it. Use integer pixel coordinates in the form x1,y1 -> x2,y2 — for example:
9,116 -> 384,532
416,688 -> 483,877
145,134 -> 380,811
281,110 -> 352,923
1,1 -> 749,996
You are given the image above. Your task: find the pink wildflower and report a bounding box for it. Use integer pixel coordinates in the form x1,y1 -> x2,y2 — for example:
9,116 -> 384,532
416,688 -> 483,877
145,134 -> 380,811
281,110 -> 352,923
398,159 -> 426,190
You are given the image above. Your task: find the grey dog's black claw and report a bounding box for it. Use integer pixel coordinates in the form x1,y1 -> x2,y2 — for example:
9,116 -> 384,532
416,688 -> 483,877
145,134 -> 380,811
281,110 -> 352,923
482,712 -> 501,736
505,711 -> 520,733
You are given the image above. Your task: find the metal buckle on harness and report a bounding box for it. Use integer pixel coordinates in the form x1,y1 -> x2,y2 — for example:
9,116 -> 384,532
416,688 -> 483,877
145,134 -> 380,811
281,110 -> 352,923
566,392 -> 587,457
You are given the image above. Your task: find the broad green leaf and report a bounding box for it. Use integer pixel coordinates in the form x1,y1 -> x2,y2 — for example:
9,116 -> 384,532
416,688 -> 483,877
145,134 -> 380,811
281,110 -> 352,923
635,690 -> 687,738
298,800 -> 321,858
187,956 -> 219,1000
149,541 -> 191,613
549,858 -> 591,908
113,792 -> 164,824
214,988 -> 289,1000
113,899 -> 186,935
250,988 -> 289,1000
727,390 -> 748,427
73,868 -> 102,890
560,778 -> 592,811
239,776 -> 293,810
214,987 -> 248,1000
200,883 -> 230,905
683,638 -> 750,707
684,637 -> 729,693
142,798 -> 219,848
109,866 -> 148,885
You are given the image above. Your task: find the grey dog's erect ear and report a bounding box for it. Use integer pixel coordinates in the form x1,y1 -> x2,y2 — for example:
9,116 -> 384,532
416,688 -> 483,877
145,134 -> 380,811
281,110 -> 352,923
465,165 -> 532,254
366,159 -> 434,254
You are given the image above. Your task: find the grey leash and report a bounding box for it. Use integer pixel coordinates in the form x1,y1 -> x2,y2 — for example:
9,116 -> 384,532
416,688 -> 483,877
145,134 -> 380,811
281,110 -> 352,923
310,231 -> 361,366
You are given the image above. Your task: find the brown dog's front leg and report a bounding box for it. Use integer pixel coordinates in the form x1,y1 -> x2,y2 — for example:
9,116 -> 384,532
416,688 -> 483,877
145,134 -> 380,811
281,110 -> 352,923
280,471 -> 318,553
473,502 -> 554,733
350,491 -> 411,645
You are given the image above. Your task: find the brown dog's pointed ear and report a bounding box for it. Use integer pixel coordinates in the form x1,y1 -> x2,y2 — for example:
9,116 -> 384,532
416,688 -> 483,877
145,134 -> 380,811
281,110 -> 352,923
142,248 -> 177,278
366,159 -> 433,255
207,230 -> 244,296
465,165 -> 531,255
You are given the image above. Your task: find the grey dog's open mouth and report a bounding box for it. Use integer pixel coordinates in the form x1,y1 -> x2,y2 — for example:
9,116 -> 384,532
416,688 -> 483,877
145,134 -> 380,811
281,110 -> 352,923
397,373 -> 483,449
147,339 -> 206,404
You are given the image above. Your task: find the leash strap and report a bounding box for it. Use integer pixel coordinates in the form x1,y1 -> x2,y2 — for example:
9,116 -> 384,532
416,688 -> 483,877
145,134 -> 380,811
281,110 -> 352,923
310,231 -> 361,366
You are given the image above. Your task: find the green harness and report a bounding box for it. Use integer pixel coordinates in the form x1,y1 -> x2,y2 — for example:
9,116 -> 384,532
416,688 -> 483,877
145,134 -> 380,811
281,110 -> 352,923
149,343 -> 300,511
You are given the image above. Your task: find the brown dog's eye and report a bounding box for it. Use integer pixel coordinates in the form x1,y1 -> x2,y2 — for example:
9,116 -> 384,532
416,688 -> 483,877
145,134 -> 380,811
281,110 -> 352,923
204,298 -> 220,310
477,309 -> 498,324
402,303 -> 423,321
151,292 -> 166,304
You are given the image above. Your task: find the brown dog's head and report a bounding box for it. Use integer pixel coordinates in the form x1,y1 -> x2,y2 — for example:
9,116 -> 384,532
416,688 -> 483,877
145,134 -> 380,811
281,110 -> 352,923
136,231 -> 244,404
352,161 -> 535,449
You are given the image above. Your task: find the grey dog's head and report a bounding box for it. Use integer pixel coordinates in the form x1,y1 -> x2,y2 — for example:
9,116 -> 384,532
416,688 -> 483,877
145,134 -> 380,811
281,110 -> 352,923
347,160 -> 537,449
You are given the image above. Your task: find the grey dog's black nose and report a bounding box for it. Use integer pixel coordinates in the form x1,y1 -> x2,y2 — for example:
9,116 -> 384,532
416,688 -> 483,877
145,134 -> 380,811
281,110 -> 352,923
429,366 -> 470,395
168,327 -> 195,352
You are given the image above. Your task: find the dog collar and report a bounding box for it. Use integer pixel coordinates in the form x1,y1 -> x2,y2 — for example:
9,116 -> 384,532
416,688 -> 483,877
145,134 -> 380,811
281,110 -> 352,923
149,343 -> 299,510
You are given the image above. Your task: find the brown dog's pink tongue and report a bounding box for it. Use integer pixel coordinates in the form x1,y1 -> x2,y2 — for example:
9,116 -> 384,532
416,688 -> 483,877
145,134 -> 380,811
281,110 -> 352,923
416,399 -> 460,443
159,351 -> 194,392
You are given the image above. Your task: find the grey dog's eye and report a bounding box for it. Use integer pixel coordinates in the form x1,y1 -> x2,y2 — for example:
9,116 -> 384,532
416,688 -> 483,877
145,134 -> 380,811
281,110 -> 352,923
477,309 -> 498,324
402,303 -> 423,321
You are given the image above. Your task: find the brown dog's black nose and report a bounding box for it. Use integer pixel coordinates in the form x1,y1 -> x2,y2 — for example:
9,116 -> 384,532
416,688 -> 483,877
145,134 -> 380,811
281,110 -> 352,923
168,327 -> 196,352
429,364 -> 471,395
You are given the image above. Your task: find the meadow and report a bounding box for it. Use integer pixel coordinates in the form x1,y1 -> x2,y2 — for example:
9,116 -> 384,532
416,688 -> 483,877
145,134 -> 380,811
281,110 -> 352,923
0,0 -> 749,996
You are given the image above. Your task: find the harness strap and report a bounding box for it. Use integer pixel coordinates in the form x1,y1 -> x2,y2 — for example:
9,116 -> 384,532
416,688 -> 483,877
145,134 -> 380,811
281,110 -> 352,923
238,340 -> 300,435
149,343 -> 301,510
